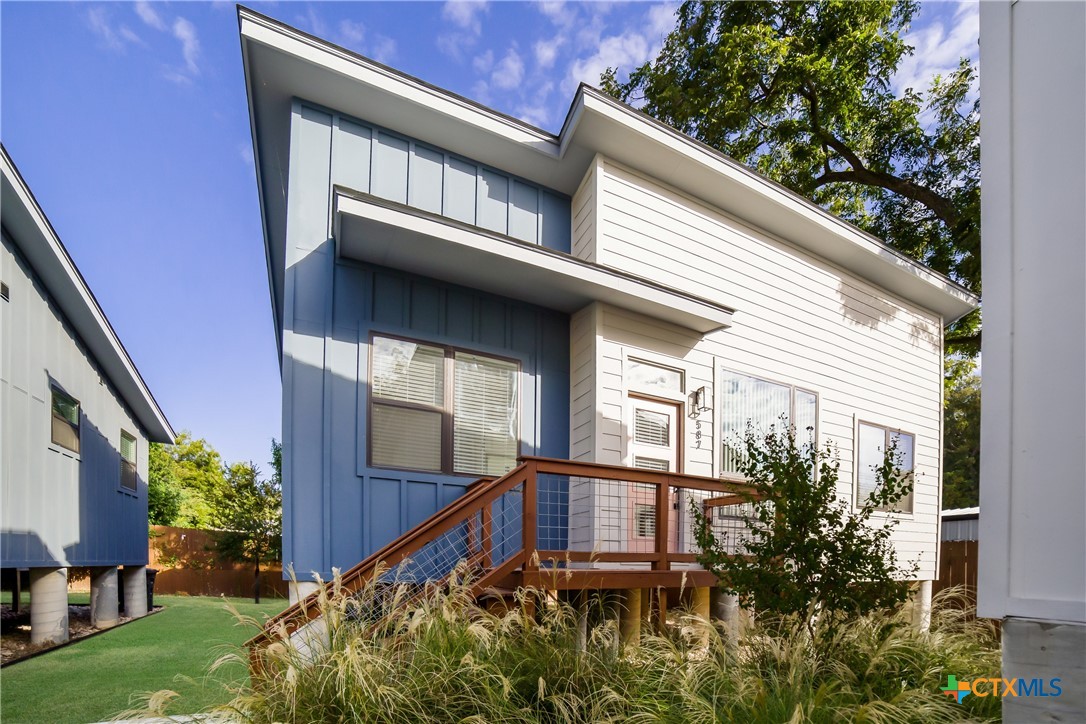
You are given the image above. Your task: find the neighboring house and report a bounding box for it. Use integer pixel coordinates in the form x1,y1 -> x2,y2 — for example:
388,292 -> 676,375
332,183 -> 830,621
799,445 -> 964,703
940,507 -> 979,544
978,2 -> 1085,721
239,7 -> 977,621
1,146 -> 175,643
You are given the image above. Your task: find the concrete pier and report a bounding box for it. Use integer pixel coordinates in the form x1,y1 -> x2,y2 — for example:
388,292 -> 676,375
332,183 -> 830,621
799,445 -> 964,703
29,567 -> 69,645
90,566 -> 120,629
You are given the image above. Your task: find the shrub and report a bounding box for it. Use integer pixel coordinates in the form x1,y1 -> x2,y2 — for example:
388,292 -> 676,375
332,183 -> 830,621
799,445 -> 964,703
120,575 -> 999,723
693,423 -> 917,633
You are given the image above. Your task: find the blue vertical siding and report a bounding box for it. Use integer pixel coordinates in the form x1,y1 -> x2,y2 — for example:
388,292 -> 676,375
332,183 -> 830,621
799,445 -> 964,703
321,103 -> 572,253
282,102 -> 571,580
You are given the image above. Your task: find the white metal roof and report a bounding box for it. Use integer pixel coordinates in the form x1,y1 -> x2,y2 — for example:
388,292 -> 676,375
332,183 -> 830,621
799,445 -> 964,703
0,146 -> 175,443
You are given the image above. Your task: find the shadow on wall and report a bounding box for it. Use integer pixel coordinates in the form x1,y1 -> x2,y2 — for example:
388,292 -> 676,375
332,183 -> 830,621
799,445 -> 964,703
1,373 -> 145,570
837,282 -> 939,350
281,242 -> 572,580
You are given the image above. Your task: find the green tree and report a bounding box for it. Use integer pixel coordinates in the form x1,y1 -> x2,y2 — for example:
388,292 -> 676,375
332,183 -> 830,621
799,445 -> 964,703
693,424 -> 917,632
169,432 -> 228,528
209,442 -> 283,603
603,0 -> 980,354
942,358 -> 980,508
147,442 -> 183,525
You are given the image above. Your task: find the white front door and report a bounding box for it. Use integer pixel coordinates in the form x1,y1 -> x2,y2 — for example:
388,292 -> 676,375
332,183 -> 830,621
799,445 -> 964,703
627,397 -> 681,551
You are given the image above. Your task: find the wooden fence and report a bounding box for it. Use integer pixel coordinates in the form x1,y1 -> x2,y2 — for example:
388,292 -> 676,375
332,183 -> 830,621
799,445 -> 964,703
68,526 -> 289,599
934,539 -> 978,609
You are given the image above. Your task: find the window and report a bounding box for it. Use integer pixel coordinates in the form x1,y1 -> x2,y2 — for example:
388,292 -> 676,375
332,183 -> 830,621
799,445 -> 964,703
634,504 -> 655,538
626,358 -> 683,396
856,422 -> 915,513
120,431 -> 137,491
370,335 -> 519,476
719,371 -> 817,477
51,388 -> 80,453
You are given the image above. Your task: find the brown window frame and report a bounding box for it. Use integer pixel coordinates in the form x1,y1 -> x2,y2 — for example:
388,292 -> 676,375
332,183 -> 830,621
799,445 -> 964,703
367,332 -> 522,477
50,387 -> 81,454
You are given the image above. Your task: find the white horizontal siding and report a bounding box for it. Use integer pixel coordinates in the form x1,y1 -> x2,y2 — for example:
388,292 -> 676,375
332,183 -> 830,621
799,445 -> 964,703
575,157 -> 944,579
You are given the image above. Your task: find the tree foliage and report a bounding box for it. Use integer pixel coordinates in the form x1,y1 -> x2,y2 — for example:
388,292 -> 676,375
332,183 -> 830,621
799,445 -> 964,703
209,441 -> 283,603
602,0 -> 980,353
693,424 -> 917,631
148,442 -> 183,526
942,357 -> 980,508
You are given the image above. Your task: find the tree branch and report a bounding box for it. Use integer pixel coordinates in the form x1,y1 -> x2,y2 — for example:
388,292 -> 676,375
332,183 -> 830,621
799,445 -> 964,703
799,81 -> 962,228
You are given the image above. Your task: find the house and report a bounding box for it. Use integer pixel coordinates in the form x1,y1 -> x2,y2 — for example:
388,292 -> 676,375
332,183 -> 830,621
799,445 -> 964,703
1,146 -> 175,644
238,7 -> 978,632
978,2 -> 1085,721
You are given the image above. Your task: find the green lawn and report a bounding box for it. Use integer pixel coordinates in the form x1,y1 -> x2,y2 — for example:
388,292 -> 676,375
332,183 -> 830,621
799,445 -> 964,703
1,592 -> 90,606
1,594 -> 287,724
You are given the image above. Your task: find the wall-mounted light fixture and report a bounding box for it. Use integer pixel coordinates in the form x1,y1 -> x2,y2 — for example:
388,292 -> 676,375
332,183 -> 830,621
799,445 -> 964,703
690,386 -> 711,415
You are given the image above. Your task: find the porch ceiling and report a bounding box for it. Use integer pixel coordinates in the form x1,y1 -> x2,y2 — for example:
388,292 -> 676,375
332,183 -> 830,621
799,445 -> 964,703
333,189 -> 734,334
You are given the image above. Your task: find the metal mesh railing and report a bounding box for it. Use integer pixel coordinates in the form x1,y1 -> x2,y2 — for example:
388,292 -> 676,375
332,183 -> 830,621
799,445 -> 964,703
379,483 -> 525,585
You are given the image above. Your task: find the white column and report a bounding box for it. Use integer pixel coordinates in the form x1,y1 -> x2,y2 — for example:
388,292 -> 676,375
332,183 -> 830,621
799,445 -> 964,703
122,566 -> 148,618
913,580 -> 932,632
29,567 -> 69,645
288,580 -> 321,606
90,566 -> 120,629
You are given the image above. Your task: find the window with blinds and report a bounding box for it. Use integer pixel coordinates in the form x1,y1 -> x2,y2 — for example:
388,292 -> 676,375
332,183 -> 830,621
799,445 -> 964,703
720,371 -> 818,477
633,408 -> 670,447
635,504 -> 656,538
120,431 -> 137,491
370,335 -> 520,476
51,388 -> 80,453
856,422 -> 915,513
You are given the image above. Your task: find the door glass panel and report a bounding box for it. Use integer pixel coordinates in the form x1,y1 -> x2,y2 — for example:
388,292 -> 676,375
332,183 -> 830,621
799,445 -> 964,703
633,456 -> 669,471
627,359 -> 683,394
634,408 -> 670,447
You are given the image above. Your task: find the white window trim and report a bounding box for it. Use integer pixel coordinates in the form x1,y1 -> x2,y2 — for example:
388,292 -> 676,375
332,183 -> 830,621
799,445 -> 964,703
853,415 -> 916,518
714,364 -> 819,482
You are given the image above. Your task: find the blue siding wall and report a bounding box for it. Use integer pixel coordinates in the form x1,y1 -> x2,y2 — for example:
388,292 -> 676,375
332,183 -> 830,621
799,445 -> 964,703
326,106 -> 572,252
281,103 -> 570,581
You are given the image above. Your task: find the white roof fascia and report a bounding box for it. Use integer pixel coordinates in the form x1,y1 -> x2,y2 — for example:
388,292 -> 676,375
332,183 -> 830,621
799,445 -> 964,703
238,6 -> 978,331
0,147 -> 175,443
333,190 -> 734,334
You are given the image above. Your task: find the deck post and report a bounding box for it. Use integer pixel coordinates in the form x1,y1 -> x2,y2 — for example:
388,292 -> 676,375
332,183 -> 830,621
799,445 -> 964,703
90,566 -> 120,629
711,587 -> 740,651
913,579 -> 932,632
619,588 -> 642,649
650,587 -> 668,633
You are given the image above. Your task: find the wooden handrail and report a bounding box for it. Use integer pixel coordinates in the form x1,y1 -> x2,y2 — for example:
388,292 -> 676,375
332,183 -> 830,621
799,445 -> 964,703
250,463 -> 531,646
250,456 -> 764,654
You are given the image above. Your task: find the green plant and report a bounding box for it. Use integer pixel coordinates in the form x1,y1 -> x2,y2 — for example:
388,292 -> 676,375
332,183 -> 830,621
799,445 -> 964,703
121,574 -> 998,723
693,423 -> 917,632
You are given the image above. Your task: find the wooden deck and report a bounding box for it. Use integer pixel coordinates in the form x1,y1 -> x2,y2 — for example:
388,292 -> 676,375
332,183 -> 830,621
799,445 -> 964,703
249,457 -> 760,652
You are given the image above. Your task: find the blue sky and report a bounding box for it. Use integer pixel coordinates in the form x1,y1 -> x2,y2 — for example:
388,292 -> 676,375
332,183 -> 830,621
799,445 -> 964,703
0,1 -> 978,469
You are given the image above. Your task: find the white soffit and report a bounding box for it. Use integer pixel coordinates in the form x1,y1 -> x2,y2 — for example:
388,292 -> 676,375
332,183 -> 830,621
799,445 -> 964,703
333,190 -> 734,334
0,147 -> 175,443
239,6 -> 978,328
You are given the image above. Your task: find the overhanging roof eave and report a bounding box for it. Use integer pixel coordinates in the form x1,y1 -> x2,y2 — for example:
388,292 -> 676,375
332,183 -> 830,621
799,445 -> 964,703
332,188 -> 734,335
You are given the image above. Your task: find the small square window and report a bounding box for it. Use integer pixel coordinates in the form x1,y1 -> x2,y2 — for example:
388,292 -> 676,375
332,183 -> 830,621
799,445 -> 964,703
120,431 -> 137,491
51,388 -> 80,453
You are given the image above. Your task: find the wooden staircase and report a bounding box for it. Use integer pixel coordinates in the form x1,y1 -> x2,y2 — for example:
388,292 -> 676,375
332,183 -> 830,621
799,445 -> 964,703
249,457 -> 760,653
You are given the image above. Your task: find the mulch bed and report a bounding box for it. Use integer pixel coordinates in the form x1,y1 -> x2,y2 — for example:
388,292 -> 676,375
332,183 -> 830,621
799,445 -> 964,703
0,603 -> 159,666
